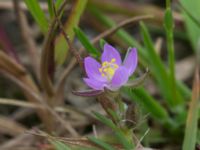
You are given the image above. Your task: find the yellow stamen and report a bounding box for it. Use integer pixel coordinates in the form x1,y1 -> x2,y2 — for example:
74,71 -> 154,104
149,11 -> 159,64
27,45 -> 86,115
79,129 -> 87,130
102,61 -> 108,67
99,58 -> 119,80
111,58 -> 116,62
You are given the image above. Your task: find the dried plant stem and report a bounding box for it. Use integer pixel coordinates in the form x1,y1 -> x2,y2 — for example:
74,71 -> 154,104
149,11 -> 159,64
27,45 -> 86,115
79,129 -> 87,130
90,15 -> 153,46
0,98 -> 90,116
182,66 -> 199,150
0,51 -> 54,131
0,50 -> 77,135
13,0 -> 40,79
40,0 -> 68,97
1,71 -> 78,137
0,115 -> 26,136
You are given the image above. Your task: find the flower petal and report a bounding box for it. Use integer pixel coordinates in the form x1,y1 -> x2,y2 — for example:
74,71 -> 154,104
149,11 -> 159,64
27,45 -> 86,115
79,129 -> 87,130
101,44 -> 122,65
84,57 -> 106,81
109,67 -> 129,90
83,78 -> 105,90
123,48 -> 138,76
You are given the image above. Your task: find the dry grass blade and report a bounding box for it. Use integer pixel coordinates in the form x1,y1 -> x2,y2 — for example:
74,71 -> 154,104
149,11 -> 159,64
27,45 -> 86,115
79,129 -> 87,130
0,71 -> 78,136
182,65 -> 200,150
0,98 -> 91,118
13,0 -> 40,80
40,0 -> 68,96
0,115 -> 26,136
0,132 -> 37,150
0,51 -> 55,131
0,50 -> 26,76
0,49 -> 77,134
90,15 -> 153,45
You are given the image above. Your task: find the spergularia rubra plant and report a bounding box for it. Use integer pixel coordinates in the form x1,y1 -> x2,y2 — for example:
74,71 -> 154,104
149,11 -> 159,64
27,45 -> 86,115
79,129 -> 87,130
83,44 -> 138,91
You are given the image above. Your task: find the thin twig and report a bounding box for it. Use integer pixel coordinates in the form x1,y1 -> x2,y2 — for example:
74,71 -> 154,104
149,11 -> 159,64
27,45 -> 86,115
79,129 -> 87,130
0,97 -> 90,116
0,98 -> 43,109
0,50 -> 26,76
52,0 -> 83,68
13,0 -> 40,80
89,15 -> 153,47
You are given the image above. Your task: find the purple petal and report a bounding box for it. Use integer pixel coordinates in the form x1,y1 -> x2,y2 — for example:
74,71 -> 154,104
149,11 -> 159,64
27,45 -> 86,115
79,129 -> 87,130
123,48 -> 138,76
83,78 -> 105,90
109,67 -> 129,90
101,44 -> 122,65
84,57 -> 106,81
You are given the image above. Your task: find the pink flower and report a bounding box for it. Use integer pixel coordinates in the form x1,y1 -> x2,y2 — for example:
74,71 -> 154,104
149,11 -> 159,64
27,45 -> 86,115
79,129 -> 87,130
83,44 -> 138,91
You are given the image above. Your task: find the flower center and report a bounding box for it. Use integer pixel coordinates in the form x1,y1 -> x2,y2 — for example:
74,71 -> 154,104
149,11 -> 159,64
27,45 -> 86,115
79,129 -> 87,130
99,58 -> 119,81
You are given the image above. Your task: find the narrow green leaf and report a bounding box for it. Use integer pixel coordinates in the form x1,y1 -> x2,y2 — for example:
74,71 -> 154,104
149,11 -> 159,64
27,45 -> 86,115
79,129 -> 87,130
55,0 -> 65,9
140,22 -> 172,105
47,0 -> 54,18
114,131 -> 135,150
140,22 -> 183,106
125,87 -> 169,121
49,139 -> 71,150
164,7 -> 183,110
74,27 -> 100,57
93,112 -> 134,149
99,39 -> 107,49
164,8 -> 174,31
88,136 -> 115,150
180,0 -> 200,52
24,0 -> 48,34
107,109 -> 121,122
93,112 -> 116,130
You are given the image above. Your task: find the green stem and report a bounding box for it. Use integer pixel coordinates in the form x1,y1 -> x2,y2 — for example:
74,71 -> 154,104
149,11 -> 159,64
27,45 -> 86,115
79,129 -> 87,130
164,6 -> 183,107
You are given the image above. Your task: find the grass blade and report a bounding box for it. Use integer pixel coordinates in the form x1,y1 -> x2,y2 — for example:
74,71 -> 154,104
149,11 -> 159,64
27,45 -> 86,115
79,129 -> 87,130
88,136 -> 115,150
114,131 -> 134,150
93,111 -> 116,130
180,0 -> 200,52
74,27 -> 100,57
93,112 -> 134,149
24,0 -> 48,34
125,87 -> 169,121
140,22 -> 183,106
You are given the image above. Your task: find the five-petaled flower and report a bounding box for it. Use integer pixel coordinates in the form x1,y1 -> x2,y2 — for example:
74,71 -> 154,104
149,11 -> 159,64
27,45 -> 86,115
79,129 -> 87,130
83,44 -> 138,91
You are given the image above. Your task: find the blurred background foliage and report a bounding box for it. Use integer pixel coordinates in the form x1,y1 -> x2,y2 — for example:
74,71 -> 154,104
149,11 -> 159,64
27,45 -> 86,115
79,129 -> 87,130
0,0 -> 199,150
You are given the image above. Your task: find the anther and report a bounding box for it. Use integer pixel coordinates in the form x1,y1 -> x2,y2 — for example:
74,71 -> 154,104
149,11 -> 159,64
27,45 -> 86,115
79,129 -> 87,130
111,58 -> 116,62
